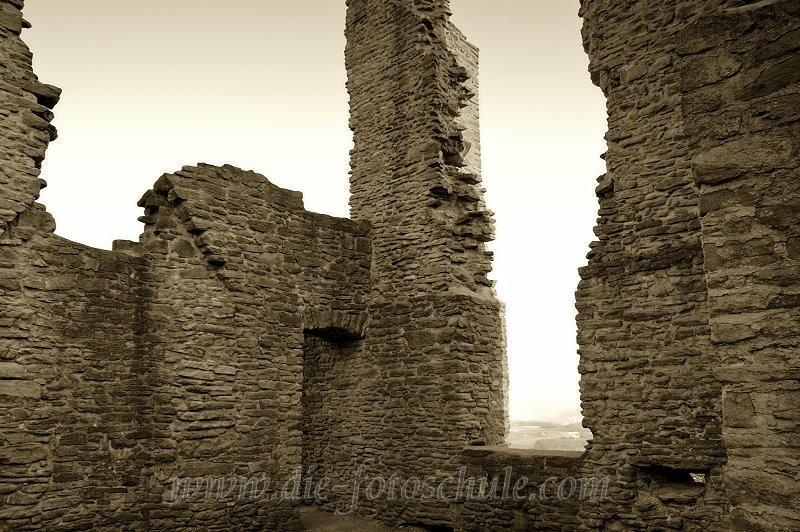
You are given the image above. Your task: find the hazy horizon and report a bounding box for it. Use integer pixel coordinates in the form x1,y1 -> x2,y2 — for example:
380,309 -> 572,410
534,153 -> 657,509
23,1 -> 607,423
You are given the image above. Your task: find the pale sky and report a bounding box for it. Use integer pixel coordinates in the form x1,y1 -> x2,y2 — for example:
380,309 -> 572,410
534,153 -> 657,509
23,1 -> 607,423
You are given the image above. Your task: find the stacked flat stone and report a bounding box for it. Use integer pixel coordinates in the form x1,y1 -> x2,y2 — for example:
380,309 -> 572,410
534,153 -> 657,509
681,3 -> 800,529
313,0 -> 508,525
0,0 -> 506,529
577,0 -> 724,528
577,0 -> 800,529
2,0 -> 798,529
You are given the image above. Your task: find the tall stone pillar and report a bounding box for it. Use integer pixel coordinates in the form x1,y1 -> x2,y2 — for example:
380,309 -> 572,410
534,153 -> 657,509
337,0 -> 508,525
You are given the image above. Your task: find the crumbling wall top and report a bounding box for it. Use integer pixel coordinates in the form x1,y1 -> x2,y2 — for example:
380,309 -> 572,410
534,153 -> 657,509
0,0 -> 60,239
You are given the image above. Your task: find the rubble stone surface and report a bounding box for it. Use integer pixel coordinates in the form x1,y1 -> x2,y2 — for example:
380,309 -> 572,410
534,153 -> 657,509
1,0 -> 798,530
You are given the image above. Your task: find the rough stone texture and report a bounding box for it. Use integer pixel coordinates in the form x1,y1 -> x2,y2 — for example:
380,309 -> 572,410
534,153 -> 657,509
577,0 -> 800,529
680,2 -> 800,529
1,0 -> 506,529
0,0 -> 58,241
136,164 -> 372,530
2,0 -> 799,530
576,0 -> 727,528
454,448 -> 583,531
1,160 -> 371,529
337,0 -> 507,525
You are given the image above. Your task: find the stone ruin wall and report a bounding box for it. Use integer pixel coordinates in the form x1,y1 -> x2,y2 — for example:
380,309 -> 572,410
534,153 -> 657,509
134,165 -> 373,530
310,0 -> 508,525
1,0 -> 799,530
577,0 -> 727,528
2,162 -> 374,529
577,0 -> 800,530
1,0 -> 375,526
680,3 -> 800,529
0,0 -> 508,529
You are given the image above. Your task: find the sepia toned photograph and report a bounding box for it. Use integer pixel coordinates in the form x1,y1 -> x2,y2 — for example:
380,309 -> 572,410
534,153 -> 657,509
1,0 -> 798,530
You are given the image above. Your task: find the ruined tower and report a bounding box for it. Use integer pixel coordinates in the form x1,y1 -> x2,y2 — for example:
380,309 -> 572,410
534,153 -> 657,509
577,0 -> 800,529
305,0 -> 508,522
1,0 -> 799,530
0,0 -> 506,529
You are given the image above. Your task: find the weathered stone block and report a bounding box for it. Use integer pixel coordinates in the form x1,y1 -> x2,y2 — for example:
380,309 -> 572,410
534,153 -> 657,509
692,135 -> 795,184
723,392 -> 756,428
0,380 -> 41,398
0,362 -> 27,379
177,368 -> 216,381
681,52 -> 741,91
737,53 -> 800,100
0,444 -> 47,465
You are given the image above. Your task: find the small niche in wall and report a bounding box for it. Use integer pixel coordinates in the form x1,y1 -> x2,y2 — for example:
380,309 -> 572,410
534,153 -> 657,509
635,465 -> 711,502
634,464 -> 711,511
637,465 -> 710,485
401,523 -> 455,532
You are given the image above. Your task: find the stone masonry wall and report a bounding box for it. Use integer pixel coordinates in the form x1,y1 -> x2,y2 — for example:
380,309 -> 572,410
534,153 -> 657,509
576,0 -> 728,528
1,162 -> 371,529
443,1 -> 800,530
347,0 -> 497,298
135,164 -> 371,530
1,220 -> 153,530
679,2 -> 800,529
0,0 -> 58,240
341,0 -> 507,527
577,0 -> 800,530
454,448 -> 583,531
0,0 -> 507,528
5,0 -> 799,529
0,6 -> 373,524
